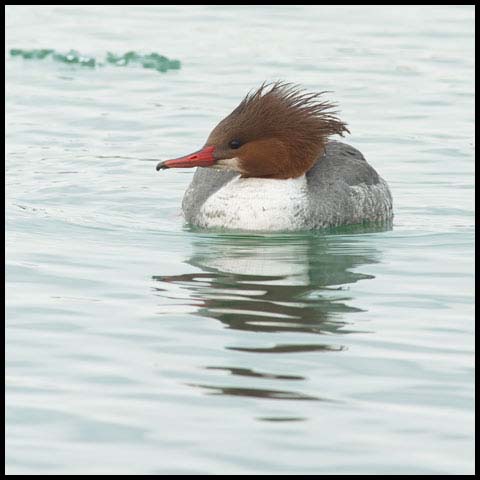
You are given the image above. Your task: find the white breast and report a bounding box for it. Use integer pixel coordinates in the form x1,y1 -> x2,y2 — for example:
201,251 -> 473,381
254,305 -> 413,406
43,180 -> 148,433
194,175 -> 309,231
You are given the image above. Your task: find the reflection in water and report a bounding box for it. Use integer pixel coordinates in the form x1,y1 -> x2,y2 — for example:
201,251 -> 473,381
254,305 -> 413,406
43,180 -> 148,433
227,344 -> 345,354
186,383 -> 323,401
259,417 -> 307,422
152,230 -> 383,407
205,366 -> 304,381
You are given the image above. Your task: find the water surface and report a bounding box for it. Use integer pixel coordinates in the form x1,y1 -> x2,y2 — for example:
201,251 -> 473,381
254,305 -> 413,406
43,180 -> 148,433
5,5 -> 475,475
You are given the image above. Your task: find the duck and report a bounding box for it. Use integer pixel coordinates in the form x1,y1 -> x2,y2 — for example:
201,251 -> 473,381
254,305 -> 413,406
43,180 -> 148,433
156,82 -> 393,232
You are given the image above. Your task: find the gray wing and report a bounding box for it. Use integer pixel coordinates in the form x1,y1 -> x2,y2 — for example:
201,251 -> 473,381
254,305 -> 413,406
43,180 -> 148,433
305,141 -> 393,229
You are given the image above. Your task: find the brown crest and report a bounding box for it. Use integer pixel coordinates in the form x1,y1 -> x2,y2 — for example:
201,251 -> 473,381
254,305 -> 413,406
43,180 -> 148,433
206,82 -> 350,179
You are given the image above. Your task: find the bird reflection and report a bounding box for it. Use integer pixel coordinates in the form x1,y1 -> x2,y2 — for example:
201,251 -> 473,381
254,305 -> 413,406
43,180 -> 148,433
152,227 -> 385,407
153,231 -> 379,337
185,383 -> 323,401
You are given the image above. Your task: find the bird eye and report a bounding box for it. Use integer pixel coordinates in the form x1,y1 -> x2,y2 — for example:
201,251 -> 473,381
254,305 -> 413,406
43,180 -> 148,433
229,139 -> 241,149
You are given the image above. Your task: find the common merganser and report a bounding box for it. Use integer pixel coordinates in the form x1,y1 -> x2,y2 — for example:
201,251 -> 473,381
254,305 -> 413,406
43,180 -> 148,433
156,82 -> 393,231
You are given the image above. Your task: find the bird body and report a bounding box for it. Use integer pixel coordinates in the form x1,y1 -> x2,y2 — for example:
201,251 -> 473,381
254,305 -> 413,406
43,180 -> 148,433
157,83 -> 393,232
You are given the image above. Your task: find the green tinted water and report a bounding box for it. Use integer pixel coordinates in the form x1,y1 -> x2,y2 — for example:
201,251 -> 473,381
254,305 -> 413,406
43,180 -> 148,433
10,48 -> 181,72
